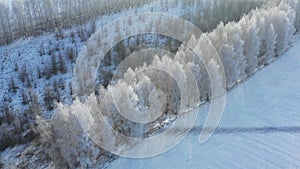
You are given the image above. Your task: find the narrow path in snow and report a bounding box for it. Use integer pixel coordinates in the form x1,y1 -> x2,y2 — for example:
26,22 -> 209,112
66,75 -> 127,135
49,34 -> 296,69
106,37 -> 300,169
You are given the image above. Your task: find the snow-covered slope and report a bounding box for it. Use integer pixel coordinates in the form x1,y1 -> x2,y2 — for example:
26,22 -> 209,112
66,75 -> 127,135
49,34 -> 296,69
106,36 -> 300,169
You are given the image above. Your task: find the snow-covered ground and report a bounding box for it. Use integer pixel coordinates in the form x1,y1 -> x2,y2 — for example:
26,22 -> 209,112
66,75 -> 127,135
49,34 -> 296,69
106,37 -> 300,169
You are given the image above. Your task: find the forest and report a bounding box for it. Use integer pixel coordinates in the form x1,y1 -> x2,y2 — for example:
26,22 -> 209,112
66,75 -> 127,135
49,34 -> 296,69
0,0 -> 300,168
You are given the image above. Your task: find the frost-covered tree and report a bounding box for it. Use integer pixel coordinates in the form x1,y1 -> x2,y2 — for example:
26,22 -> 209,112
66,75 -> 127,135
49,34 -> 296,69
295,0 -> 300,31
58,53 -> 67,74
50,54 -> 57,75
256,9 -> 270,61
265,24 -> 277,64
239,16 -> 260,74
269,8 -> 290,55
278,2 -> 296,44
224,22 -> 246,82
251,3 -> 294,64
44,85 -> 54,110
175,42 -> 209,101
12,0 -> 27,35
52,104 -> 96,168
208,22 -> 245,88
208,23 -> 233,88
37,101 -> 103,168
0,2 -> 12,43
28,90 -> 40,116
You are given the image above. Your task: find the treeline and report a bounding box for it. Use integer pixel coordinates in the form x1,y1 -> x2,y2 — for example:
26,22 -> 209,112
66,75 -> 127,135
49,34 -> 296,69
179,0 -> 265,32
207,1 -> 297,88
0,0 -> 268,46
0,0 -> 154,45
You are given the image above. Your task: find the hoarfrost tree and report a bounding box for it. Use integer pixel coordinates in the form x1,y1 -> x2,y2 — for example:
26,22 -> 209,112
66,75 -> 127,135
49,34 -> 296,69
208,22 -> 245,88
207,22 -> 234,88
265,24 -> 277,64
269,8 -> 290,55
12,0 -> 27,35
224,22 -> 246,82
175,42 -> 209,102
0,2 -> 12,43
37,102 -> 102,168
278,2 -> 296,44
256,9 -> 269,63
239,16 -> 260,74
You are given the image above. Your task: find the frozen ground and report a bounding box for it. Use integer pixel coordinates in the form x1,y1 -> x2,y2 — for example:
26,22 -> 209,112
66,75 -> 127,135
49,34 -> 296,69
106,37 -> 300,169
